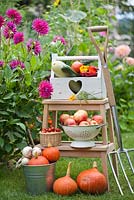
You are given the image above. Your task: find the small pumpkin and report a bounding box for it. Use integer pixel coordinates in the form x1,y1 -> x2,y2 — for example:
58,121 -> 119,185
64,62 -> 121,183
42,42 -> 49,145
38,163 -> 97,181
53,162 -> 78,195
76,161 -> 108,194
42,145 -> 60,162
28,154 -> 49,165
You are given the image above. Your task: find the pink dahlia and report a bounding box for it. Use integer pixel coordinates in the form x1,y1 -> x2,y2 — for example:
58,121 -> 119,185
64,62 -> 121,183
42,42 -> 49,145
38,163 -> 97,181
7,21 -> 17,32
115,44 -> 131,59
53,35 -> 67,45
38,80 -> 53,98
9,60 -> 25,69
99,31 -> 106,37
13,32 -> 24,44
26,39 -> 42,55
0,15 -> 5,28
0,60 -> 4,67
125,57 -> 134,66
32,18 -> 49,35
6,8 -> 22,25
3,21 -> 17,39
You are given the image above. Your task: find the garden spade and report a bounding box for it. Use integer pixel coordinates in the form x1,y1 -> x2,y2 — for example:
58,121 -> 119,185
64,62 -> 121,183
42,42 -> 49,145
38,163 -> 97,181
88,25 -> 134,195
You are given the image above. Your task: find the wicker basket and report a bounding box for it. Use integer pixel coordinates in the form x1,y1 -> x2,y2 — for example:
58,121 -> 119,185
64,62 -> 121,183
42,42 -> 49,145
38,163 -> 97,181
39,131 -> 62,147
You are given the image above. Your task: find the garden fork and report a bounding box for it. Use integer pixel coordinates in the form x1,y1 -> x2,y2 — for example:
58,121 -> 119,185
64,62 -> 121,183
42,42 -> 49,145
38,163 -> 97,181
88,25 -> 134,195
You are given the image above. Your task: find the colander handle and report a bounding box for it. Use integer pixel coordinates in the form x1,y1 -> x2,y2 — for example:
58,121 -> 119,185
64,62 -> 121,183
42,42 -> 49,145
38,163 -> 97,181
59,123 -> 64,130
96,123 -> 107,129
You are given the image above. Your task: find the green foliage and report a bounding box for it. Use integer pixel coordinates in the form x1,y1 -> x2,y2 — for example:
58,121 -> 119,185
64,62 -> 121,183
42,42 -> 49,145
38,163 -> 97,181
0,0 -> 134,160
0,7 -> 66,160
0,0 -> 20,15
108,53 -> 134,133
42,0 -> 113,56
0,55 -> 45,159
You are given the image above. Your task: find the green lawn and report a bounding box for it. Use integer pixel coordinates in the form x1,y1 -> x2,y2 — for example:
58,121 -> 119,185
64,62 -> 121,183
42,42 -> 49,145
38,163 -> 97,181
0,131 -> 134,200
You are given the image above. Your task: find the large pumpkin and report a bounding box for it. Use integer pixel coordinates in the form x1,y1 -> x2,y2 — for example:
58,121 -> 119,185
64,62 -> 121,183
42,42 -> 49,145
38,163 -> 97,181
28,155 -> 49,165
76,161 -> 108,194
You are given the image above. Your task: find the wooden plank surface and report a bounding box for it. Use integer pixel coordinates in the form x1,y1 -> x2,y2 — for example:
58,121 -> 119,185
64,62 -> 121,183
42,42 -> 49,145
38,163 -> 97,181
42,98 -> 109,105
38,141 -> 115,153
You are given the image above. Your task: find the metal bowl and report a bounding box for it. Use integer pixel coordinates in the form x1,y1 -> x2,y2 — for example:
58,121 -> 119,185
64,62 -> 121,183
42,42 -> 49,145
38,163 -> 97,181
60,124 -> 105,148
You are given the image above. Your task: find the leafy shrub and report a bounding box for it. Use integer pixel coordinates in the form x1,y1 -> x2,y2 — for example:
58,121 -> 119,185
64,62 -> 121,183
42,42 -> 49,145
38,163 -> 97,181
0,8 -> 66,161
108,45 -> 134,132
0,1 -> 133,161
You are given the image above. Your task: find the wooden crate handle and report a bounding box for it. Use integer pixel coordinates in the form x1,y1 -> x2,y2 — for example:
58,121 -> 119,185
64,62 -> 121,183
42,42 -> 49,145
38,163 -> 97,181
52,54 -> 98,61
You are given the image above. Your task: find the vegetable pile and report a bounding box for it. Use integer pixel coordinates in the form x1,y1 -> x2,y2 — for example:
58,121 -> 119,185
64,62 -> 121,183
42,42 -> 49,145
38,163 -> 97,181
16,145 -> 60,167
16,147 -> 108,196
51,60 -> 98,78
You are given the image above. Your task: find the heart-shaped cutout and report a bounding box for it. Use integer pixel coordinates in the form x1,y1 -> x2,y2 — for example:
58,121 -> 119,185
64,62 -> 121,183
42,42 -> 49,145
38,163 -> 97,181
69,80 -> 82,94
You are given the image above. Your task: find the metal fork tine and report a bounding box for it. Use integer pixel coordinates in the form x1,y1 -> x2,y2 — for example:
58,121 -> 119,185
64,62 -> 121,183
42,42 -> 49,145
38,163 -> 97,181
116,151 -> 134,194
108,153 -> 124,196
125,149 -> 134,173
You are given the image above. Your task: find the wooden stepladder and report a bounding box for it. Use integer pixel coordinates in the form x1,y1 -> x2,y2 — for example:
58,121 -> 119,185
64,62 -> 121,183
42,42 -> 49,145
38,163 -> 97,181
40,26 -> 118,191
41,98 -> 117,191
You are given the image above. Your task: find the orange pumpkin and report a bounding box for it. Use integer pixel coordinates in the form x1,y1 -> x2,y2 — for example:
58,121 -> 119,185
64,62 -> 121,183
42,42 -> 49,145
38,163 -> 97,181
28,155 -> 49,165
42,146 -> 60,162
53,162 -> 77,195
77,161 -> 108,194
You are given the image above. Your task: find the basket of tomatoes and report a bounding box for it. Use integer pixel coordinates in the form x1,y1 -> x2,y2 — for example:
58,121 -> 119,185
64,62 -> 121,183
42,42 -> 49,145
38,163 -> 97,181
39,127 -> 62,147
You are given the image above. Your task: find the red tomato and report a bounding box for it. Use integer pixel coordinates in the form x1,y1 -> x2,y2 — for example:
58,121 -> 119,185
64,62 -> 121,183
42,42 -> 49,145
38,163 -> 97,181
42,128 -> 47,133
71,61 -> 83,73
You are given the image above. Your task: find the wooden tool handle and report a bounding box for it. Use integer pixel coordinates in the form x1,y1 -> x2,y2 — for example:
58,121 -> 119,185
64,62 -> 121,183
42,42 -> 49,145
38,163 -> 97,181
101,67 -> 116,106
88,26 -> 108,60
88,26 -> 116,106
88,26 -> 108,32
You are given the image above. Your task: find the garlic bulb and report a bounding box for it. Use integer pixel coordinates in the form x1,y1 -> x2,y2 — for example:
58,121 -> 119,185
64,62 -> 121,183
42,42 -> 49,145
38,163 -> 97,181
16,157 -> 29,168
21,157 -> 29,165
32,147 -> 42,157
22,146 -> 32,158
